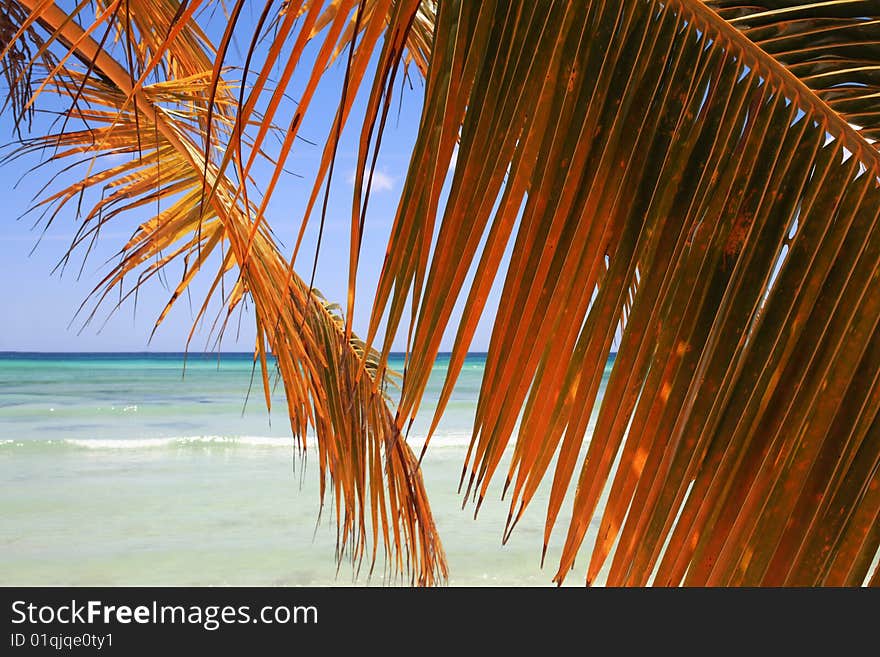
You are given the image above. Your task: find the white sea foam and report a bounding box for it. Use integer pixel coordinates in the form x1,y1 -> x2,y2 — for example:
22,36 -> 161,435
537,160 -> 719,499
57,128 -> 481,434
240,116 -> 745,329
58,433 -> 474,451
64,435 -> 298,450
66,438 -> 178,449
233,436 -> 296,447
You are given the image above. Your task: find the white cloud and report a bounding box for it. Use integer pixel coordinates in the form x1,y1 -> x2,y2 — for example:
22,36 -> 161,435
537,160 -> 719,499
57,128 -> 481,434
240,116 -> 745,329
347,169 -> 395,195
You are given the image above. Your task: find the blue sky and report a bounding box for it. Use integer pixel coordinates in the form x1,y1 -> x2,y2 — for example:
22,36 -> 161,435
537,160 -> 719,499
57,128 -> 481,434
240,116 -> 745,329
0,7 -> 500,353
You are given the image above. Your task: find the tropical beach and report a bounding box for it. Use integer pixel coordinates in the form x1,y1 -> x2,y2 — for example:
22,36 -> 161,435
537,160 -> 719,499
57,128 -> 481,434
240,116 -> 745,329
0,352 -> 609,586
1,0 -> 878,589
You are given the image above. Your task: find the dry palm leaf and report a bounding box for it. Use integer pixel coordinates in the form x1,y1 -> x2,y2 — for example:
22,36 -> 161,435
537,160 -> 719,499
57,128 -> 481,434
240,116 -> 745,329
3,0 -> 446,585
5,0 -> 880,587
363,0 -> 880,586
706,1 -> 880,140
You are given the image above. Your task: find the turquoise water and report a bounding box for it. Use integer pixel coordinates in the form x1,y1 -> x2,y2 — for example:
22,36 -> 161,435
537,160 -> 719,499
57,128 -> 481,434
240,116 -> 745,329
0,353 -> 609,586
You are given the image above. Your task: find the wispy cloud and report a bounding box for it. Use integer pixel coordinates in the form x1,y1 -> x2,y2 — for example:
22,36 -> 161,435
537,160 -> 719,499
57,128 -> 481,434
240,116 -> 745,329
347,169 -> 395,195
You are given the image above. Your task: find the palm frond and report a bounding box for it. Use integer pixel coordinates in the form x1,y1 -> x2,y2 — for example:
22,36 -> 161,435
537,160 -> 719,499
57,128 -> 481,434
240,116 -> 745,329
365,0 -> 880,585
707,1 -> 880,141
4,0 -> 446,585
6,0 -> 880,587
0,0 -> 59,133
311,0 -> 434,75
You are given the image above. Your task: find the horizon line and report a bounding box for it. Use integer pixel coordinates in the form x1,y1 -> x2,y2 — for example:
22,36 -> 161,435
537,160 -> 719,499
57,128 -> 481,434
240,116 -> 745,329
0,349 -> 491,356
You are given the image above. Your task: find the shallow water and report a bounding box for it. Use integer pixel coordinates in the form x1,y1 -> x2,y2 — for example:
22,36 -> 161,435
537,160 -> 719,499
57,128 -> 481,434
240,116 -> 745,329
0,353 -> 610,586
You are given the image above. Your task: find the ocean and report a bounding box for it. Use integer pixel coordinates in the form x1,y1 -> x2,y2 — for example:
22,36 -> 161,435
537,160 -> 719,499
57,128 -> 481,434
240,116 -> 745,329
0,352 -> 610,586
